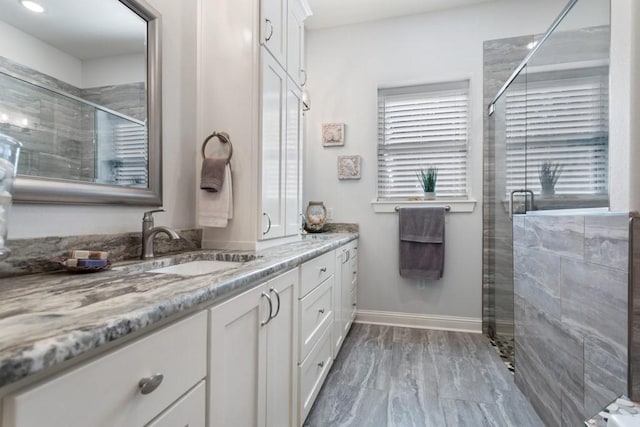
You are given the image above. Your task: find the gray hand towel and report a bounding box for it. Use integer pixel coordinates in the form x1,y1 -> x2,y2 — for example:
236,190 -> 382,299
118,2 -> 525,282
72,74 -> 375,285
399,207 -> 445,280
200,158 -> 227,192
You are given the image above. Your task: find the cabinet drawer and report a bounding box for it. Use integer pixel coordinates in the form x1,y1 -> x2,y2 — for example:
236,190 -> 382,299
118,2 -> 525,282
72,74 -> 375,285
299,326 -> 333,425
300,250 -> 335,297
300,275 -> 333,361
146,381 -> 205,427
3,312 -> 207,427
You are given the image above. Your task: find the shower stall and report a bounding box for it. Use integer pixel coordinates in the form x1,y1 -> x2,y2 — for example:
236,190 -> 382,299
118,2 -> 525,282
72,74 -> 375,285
483,0 -> 610,365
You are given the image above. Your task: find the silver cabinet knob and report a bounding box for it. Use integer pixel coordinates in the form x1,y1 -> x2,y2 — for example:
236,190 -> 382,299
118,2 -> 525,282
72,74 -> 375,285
318,308 -> 325,314
317,361 -> 324,368
352,303 -> 357,307
139,373 -> 163,395
320,267 -> 327,273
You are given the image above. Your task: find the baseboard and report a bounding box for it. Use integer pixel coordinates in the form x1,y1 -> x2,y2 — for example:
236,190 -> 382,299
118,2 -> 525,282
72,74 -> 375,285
355,309 -> 482,333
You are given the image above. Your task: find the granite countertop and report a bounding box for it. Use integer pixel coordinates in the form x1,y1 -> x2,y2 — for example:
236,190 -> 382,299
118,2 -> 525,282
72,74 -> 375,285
0,232 -> 357,389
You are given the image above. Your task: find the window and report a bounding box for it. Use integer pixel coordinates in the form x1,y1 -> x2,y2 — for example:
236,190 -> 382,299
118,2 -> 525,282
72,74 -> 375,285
377,80 -> 469,200
504,71 -> 608,196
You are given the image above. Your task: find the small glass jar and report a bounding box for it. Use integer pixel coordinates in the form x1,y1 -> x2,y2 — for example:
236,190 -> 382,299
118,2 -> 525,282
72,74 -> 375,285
305,201 -> 327,233
0,134 -> 22,261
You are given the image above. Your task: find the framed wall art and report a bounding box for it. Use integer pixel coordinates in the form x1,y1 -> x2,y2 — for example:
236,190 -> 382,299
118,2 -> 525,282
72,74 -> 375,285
322,123 -> 345,146
337,155 -> 361,180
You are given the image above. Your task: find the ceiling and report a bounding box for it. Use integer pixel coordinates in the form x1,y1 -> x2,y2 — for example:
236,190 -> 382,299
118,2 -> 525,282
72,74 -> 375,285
305,0 -> 498,30
0,0 -> 146,60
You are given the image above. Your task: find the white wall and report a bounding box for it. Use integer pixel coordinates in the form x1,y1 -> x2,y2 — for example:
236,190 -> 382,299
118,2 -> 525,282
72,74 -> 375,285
0,20 -> 83,87
8,0 -> 198,238
82,54 -> 146,88
304,0 -> 584,322
609,0 -> 640,212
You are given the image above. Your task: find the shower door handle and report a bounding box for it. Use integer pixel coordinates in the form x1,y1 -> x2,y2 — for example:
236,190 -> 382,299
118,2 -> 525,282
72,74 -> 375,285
509,189 -> 534,220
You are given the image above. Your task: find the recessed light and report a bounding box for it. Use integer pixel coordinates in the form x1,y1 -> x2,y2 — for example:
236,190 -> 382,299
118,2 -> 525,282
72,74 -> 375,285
21,1 -> 45,13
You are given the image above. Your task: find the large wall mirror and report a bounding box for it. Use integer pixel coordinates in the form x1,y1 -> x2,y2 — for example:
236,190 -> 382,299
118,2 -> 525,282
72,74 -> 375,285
0,0 -> 162,205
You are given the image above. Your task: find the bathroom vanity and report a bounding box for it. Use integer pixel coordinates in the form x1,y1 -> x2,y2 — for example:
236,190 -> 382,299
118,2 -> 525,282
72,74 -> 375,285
0,233 -> 358,427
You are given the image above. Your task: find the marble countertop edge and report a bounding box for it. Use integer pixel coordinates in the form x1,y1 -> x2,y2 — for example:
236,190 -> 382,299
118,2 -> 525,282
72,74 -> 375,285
0,232 -> 357,389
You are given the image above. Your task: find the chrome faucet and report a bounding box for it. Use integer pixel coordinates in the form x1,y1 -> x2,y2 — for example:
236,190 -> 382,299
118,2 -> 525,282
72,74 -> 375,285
141,209 -> 181,259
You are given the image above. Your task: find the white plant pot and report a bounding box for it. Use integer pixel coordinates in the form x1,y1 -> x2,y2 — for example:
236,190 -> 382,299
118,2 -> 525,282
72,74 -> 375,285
424,191 -> 436,200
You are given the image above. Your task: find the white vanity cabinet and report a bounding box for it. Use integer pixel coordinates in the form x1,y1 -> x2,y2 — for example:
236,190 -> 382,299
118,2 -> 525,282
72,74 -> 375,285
209,268 -> 299,427
1,312 -> 207,427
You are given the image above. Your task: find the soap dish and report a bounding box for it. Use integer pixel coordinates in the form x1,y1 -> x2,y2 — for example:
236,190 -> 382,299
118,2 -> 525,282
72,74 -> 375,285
50,257 -> 112,273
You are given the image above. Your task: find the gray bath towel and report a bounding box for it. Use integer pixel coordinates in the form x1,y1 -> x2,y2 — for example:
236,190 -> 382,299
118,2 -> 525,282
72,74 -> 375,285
399,207 -> 445,280
200,158 -> 227,192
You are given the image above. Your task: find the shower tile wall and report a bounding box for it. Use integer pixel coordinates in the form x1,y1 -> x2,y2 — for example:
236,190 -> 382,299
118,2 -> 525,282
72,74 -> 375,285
0,56 -> 144,181
513,213 -> 629,426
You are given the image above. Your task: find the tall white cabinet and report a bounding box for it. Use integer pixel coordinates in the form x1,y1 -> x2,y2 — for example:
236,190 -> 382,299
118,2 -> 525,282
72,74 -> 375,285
198,0 -> 311,250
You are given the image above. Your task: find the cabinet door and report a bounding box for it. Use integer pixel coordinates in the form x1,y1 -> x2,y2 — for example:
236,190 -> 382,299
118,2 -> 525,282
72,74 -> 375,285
287,3 -> 304,87
265,269 -> 299,427
261,0 -> 287,67
261,51 -> 287,239
284,79 -> 302,236
209,284 -> 269,427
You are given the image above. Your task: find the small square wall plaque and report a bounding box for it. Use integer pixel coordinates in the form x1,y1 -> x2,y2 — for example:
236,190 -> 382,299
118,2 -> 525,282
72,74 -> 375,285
337,155 -> 361,180
322,123 -> 345,147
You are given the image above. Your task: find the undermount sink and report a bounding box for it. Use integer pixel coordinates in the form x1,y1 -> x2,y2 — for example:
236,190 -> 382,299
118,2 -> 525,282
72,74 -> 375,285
148,260 -> 242,276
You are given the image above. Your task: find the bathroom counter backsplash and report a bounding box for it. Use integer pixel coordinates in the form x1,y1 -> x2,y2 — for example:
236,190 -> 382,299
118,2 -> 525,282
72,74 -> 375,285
0,229 -> 203,278
0,231 -> 358,389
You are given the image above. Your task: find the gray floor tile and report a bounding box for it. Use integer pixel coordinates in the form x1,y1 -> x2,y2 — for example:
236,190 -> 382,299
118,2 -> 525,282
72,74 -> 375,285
304,384 -> 388,427
441,399 -> 509,427
306,325 -> 543,427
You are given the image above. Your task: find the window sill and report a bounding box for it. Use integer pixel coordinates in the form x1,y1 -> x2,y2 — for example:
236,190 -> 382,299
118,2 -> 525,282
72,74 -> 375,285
371,199 -> 477,213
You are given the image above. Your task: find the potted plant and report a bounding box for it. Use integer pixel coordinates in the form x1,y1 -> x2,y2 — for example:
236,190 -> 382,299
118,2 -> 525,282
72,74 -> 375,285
538,161 -> 562,196
417,166 -> 438,200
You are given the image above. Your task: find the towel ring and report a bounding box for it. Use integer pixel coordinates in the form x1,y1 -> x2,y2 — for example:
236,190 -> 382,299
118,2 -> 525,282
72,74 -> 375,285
395,205 -> 451,212
202,131 -> 233,164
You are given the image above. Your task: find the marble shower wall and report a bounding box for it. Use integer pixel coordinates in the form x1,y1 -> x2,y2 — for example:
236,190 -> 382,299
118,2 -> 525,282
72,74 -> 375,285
513,213 -> 630,426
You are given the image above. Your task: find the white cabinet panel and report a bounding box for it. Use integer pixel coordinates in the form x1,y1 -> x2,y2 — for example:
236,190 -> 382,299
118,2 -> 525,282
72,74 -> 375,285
300,275 -> 333,362
261,51 -> 287,239
287,3 -> 305,87
266,269 -> 299,427
261,0 -> 287,67
209,284 -> 268,427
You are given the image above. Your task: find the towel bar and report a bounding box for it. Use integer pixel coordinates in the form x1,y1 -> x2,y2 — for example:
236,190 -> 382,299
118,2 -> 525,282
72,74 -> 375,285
395,205 -> 451,212
202,131 -> 233,164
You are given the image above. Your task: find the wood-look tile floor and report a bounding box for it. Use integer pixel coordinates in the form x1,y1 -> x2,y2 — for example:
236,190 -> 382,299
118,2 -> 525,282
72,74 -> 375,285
304,323 -> 544,427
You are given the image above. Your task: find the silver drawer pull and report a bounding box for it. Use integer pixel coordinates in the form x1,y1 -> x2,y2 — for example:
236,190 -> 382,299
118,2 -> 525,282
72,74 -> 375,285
317,361 -> 325,368
353,271 -> 357,275
320,267 -> 327,273
139,373 -> 163,395
318,308 -> 325,314
352,303 -> 357,307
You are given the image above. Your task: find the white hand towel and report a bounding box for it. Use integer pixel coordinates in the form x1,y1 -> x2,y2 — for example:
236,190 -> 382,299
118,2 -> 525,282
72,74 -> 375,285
198,164 -> 233,227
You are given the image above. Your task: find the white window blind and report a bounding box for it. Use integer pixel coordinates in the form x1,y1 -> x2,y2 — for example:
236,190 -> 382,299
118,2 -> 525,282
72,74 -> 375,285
113,121 -> 148,187
377,81 -> 469,200
505,73 -> 608,195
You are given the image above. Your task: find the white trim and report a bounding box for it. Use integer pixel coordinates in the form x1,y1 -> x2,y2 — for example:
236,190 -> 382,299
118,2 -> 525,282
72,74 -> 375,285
355,309 -> 482,333
371,199 -> 477,213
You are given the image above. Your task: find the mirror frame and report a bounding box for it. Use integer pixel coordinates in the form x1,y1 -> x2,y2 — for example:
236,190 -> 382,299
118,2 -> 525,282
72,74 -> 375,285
12,0 -> 163,206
